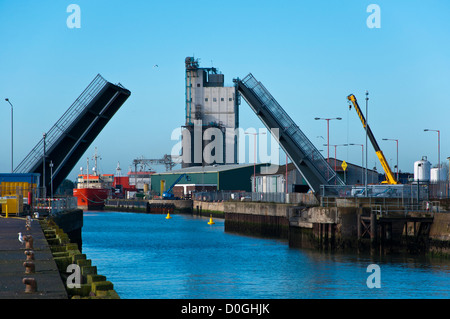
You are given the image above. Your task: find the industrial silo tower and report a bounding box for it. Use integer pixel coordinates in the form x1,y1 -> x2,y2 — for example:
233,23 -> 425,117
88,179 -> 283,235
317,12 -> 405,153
182,57 -> 239,168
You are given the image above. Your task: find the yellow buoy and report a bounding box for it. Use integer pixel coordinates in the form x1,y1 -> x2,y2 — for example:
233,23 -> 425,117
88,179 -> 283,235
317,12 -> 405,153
166,212 -> 172,219
207,215 -> 215,225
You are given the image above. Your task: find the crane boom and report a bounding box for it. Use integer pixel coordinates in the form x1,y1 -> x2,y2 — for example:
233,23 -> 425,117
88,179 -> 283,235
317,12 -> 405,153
347,94 -> 398,185
162,174 -> 189,199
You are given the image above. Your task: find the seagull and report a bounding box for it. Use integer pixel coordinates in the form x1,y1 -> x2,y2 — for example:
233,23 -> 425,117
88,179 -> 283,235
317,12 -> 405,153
18,232 -> 25,245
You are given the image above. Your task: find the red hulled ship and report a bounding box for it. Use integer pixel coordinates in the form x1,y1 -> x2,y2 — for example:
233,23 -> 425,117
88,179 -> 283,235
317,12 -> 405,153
73,149 -> 113,210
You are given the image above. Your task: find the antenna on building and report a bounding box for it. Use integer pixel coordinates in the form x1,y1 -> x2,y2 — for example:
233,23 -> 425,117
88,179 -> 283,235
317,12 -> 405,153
115,162 -> 122,177
92,147 -> 102,175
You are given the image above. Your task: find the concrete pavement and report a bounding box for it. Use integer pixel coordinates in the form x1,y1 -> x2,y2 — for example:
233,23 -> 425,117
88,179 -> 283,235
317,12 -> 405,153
0,216 -> 68,299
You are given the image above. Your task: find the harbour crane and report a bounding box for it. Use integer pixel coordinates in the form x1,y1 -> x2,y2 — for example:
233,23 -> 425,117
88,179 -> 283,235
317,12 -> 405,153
132,154 -> 177,172
131,155 -> 179,192
347,94 -> 398,184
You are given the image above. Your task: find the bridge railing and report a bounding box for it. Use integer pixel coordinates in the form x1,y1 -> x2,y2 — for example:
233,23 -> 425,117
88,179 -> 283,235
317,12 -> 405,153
14,74 -> 108,173
239,74 -> 343,187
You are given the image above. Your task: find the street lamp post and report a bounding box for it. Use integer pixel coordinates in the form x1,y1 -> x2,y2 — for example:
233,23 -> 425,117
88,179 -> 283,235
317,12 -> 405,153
365,91 -> 369,197
285,152 -> 288,194
447,157 -> 450,197
314,117 -> 342,164
49,161 -> 54,199
324,143 -> 348,184
424,129 -> 440,182
4,98 -> 13,172
245,131 -> 266,192
382,138 -> 399,181
349,143 -> 364,185
43,133 -> 47,199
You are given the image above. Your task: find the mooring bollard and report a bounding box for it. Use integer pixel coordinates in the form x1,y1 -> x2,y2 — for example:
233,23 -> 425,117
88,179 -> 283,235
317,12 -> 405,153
23,261 -> 35,274
23,278 -> 37,293
25,216 -> 31,230
24,235 -> 34,249
24,250 -> 35,261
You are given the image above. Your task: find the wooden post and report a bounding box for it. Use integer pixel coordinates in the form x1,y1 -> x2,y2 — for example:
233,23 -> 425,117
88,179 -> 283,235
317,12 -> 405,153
357,213 -> 361,239
328,223 -> 333,249
318,223 -> 322,248
370,211 -> 376,243
331,223 -> 336,249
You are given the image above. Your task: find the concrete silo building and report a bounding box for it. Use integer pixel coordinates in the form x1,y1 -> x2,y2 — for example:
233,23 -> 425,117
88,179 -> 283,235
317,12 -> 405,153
182,57 -> 240,168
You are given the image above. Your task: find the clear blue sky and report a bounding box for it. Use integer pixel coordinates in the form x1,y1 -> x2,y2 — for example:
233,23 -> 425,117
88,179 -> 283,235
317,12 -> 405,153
1,0 -> 449,182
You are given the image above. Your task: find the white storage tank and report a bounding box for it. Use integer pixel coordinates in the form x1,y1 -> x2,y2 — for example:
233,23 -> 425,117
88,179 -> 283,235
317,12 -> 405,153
414,156 -> 431,182
430,167 -> 448,183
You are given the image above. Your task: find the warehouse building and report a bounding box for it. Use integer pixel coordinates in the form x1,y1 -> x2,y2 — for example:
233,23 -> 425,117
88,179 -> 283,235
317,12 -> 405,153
253,163 -> 309,193
150,164 -> 266,198
328,158 -> 379,185
253,159 -> 379,193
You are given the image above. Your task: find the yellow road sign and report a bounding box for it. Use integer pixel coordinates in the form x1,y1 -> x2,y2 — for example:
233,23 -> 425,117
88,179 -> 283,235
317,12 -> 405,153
341,161 -> 348,171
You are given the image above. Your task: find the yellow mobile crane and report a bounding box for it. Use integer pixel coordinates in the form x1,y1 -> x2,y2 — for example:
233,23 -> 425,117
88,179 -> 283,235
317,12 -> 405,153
347,94 -> 398,184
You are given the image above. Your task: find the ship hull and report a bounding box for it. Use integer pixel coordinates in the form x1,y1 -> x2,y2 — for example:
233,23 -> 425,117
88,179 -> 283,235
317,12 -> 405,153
73,188 -> 109,211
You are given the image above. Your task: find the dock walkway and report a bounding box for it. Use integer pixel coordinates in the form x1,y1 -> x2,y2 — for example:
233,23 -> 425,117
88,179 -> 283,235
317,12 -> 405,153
0,216 -> 68,299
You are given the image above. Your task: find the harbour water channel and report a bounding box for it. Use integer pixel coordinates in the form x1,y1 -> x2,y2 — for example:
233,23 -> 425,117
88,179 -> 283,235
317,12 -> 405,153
82,211 -> 450,299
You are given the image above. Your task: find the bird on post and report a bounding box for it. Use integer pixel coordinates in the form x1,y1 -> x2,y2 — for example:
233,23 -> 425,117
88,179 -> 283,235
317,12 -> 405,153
18,232 -> 25,245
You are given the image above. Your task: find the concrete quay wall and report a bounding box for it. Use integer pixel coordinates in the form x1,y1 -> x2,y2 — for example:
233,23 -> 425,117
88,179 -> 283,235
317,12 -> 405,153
41,215 -> 120,299
428,213 -> 450,257
216,200 -> 450,256
105,199 -> 193,214
223,202 -> 292,239
105,198 -> 450,256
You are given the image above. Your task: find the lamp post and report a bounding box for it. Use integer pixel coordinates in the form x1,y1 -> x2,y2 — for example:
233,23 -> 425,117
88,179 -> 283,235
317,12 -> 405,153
314,117 -> 342,164
382,138 -> 399,181
245,131 -> 266,192
49,160 -> 54,199
43,133 -> 47,199
424,129 -> 440,182
324,143 -> 348,184
4,98 -> 13,172
447,157 -> 450,197
365,91 -> 369,197
285,152 -> 288,194
349,143 -> 364,185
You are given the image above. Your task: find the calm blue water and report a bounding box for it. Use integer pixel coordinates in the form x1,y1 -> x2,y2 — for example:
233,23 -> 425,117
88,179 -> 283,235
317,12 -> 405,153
82,211 -> 450,299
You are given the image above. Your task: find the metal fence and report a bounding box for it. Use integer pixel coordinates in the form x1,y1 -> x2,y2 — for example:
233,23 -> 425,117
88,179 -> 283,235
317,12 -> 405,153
429,182 -> 450,199
193,191 -> 318,205
319,184 -> 437,212
33,197 -> 78,216
105,199 -> 148,209
321,182 -> 450,200
320,184 -> 429,200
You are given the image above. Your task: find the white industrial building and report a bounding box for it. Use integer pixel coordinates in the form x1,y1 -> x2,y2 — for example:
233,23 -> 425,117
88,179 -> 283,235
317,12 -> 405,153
181,57 -> 239,167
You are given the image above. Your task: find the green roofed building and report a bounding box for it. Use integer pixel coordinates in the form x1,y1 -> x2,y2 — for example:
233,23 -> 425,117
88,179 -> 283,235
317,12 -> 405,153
151,164 -> 267,198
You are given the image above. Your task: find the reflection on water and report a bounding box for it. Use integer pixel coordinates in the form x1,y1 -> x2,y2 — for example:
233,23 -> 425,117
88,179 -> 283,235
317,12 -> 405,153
82,212 -> 450,299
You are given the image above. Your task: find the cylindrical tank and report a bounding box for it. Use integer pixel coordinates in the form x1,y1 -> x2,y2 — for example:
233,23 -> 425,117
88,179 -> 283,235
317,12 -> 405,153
430,167 -> 448,183
414,156 -> 431,182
